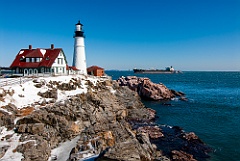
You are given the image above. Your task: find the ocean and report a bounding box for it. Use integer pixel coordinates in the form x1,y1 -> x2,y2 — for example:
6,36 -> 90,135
105,71 -> 240,161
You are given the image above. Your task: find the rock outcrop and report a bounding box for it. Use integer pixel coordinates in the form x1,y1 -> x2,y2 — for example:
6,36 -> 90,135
0,76 -> 210,161
116,76 -> 185,101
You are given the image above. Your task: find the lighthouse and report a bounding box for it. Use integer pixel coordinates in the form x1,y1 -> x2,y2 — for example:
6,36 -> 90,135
72,20 -> 87,74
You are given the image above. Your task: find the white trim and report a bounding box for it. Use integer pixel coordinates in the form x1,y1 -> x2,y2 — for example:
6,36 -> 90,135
24,69 -> 28,76
34,69 -> 38,75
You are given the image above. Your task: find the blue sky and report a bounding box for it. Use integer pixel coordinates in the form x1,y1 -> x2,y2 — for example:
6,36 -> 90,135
0,0 -> 239,71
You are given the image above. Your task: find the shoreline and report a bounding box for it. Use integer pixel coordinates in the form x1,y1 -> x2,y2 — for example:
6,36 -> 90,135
0,75 -> 211,161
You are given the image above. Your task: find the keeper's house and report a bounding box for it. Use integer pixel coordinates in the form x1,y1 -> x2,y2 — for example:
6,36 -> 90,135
10,44 -> 74,76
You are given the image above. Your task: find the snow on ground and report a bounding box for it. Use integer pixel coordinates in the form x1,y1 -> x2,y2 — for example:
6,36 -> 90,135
0,127 -> 39,161
48,135 -> 99,161
0,80 -> 43,108
48,136 -> 80,161
0,75 -> 111,110
0,127 -> 23,161
0,107 -> 12,115
0,75 -> 112,161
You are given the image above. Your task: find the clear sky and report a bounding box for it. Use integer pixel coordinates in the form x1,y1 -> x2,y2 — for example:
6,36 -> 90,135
0,0 -> 239,71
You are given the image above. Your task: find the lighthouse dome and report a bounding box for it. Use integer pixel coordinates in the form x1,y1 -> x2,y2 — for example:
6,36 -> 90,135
75,20 -> 83,31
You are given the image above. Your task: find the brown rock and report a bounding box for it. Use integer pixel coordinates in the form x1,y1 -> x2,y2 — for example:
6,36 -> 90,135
0,146 -> 9,158
171,150 -> 197,161
18,124 -> 27,133
99,131 -> 115,147
117,76 -> 175,101
37,89 -> 57,99
182,132 -> 199,141
2,76 -> 208,161
0,110 -> 15,129
137,126 -> 164,139
17,136 -> 51,161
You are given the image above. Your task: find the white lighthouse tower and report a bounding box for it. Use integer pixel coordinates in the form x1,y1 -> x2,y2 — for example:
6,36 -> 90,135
72,20 -> 87,74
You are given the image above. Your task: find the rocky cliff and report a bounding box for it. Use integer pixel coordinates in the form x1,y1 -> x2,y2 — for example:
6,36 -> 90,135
0,75 -> 210,161
116,76 -> 187,101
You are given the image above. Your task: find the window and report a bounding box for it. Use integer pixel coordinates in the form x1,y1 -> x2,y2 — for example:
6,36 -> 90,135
20,57 -> 25,62
57,58 -> 63,64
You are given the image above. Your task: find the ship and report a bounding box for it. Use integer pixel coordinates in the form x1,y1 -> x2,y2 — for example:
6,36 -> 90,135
133,66 -> 181,74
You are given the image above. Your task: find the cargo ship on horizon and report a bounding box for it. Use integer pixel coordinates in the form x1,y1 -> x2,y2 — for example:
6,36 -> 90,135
133,66 -> 181,74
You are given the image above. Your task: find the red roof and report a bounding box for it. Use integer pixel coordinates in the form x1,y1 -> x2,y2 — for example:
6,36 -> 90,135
10,48 -> 64,68
87,65 -> 104,71
67,66 -> 79,71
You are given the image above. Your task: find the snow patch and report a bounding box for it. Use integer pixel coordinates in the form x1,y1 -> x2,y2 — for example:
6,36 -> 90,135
0,127 -> 23,161
40,49 -> 46,56
0,75 -> 112,109
108,87 -> 116,94
0,107 -> 12,115
48,136 -> 80,161
0,127 -> 14,139
19,50 -> 24,55
0,88 -> 4,94
14,117 -> 22,125
21,140 -> 37,146
0,75 -> 113,160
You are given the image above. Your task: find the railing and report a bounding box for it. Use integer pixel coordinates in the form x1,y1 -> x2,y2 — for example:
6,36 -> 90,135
0,77 -> 33,87
0,73 -> 111,88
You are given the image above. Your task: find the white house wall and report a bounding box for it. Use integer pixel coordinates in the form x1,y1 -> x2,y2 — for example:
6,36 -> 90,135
51,51 -> 67,75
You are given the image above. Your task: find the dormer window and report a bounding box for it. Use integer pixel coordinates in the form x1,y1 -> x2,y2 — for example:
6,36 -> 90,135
20,56 -> 25,62
46,57 -> 50,60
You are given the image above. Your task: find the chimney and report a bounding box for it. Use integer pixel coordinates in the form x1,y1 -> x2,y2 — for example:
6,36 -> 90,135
51,44 -> 54,49
29,45 -> 32,50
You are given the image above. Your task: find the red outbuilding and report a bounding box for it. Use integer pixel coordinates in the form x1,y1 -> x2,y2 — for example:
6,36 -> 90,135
87,66 -> 104,76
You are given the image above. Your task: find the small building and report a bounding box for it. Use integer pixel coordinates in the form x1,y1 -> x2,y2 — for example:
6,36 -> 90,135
87,66 -> 104,76
10,44 -> 68,76
67,65 -> 80,75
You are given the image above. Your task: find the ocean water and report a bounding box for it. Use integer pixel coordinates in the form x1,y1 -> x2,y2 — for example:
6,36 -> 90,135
106,71 -> 240,161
